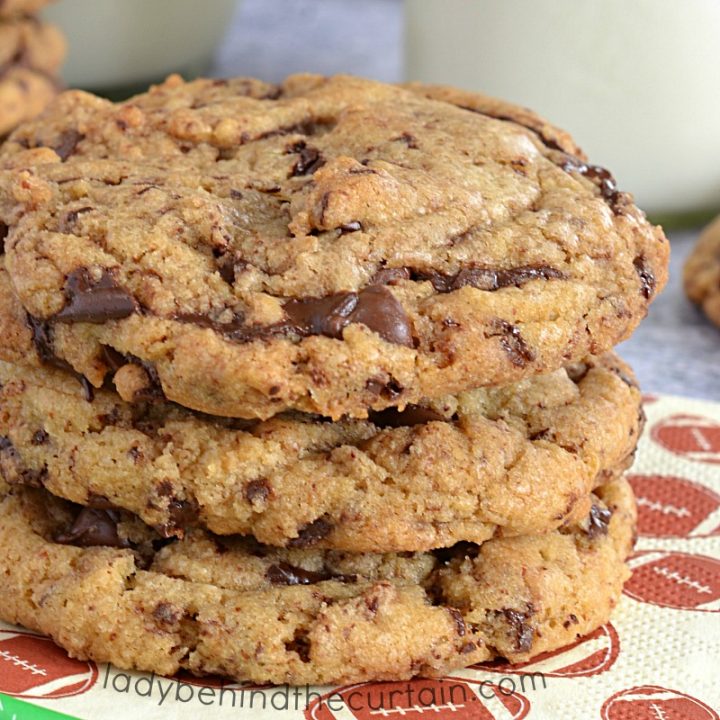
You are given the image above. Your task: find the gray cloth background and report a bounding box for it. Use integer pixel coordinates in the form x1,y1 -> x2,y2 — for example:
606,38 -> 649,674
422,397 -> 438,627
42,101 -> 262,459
213,0 -> 719,401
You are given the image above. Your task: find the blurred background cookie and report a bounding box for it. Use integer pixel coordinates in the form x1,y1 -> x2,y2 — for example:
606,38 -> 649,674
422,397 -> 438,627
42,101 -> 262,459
0,16 -> 65,137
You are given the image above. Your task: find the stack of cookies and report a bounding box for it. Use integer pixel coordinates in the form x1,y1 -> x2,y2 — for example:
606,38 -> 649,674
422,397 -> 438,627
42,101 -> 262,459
0,75 -> 669,685
0,0 -> 65,138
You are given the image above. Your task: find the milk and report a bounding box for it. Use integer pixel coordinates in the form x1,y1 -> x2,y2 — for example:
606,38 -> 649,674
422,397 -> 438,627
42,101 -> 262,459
405,0 -> 720,217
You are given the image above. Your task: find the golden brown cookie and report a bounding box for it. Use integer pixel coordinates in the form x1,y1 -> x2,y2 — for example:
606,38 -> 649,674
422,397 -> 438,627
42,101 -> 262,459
0,477 -> 636,685
0,349 -> 642,551
0,74 -> 668,419
684,214 -> 720,327
0,18 -> 64,136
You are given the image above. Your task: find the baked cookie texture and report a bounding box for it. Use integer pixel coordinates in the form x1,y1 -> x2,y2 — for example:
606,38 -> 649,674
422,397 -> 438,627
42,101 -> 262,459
0,74 -> 669,419
0,478 -> 636,685
684,214 -> 720,327
0,349 -> 642,550
0,18 -> 65,136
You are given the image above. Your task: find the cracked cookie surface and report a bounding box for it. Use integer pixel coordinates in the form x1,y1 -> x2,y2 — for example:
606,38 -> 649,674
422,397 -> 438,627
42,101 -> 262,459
0,477 -> 636,685
684,214 -> 720,327
0,74 -> 668,419
0,302 -> 642,549
0,17 -> 64,136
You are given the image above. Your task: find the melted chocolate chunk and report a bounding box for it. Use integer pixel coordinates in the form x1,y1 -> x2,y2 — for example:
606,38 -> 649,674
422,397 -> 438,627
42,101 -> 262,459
369,405 -> 445,429
448,608 -> 466,637
55,268 -> 136,324
245,479 -> 271,504
458,105 -> 565,152
285,285 -> 414,347
587,504 -> 613,539
490,320 -> 535,367
288,141 -> 325,176
561,158 -> 624,212
395,132 -> 419,149
502,607 -> 535,653
31,429 -> 49,446
286,629 -> 311,662
266,561 -> 356,586
633,256 -> 656,299
55,507 -> 129,548
0,221 -> 8,254
288,516 -> 333,548
153,602 -> 181,625
26,315 -> 98,398
371,267 -> 412,286
53,130 -> 84,162
365,377 -> 404,400
85,492 -> 118,510
415,265 -> 564,294
60,206 -> 92,232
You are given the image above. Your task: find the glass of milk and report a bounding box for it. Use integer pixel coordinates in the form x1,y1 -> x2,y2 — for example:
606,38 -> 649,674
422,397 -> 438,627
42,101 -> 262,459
405,0 -> 720,221
44,0 -> 237,98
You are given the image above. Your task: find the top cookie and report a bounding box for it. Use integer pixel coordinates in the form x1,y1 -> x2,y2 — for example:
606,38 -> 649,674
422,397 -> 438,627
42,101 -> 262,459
684,214 -> 720,327
0,74 -> 668,419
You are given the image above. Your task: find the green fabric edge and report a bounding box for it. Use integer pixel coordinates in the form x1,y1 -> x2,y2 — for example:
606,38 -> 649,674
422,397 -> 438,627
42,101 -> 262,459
0,694 -> 82,720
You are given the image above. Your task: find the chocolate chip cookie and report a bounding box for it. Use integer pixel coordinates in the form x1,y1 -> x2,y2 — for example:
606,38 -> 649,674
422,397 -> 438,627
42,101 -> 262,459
684,214 -> 720,327
0,18 -> 65,137
0,74 -> 668,419
0,302 -> 643,550
0,476 -> 636,685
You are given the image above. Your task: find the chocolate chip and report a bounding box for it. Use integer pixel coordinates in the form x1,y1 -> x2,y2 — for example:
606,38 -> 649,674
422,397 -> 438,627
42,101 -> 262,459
490,320 -> 535,367
85,492 -> 117,510
288,516 -> 333,548
52,130 -> 84,162
153,602 -> 180,625
285,286 -> 414,347
448,608 -> 466,636
365,596 -> 380,615
79,376 -> 95,402
288,141 -> 325,177
0,222 -> 8,254
563,614 -> 579,629
633,256 -> 656,299
502,607 -> 535,653
460,642 -> 477,654
266,561 -> 356,586
216,255 -> 247,285
178,287 -> 413,347
31,429 -> 49,445
560,158 -> 625,212
365,377 -> 404,400
286,629 -> 311,662
587,504 -> 613,539
55,268 -> 136,324
394,132 -> 418,149
371,267 -> 411,286
54,507 -> 129,548
245,479 -> 271,504
161,498 -> 198,537
457,105 -> 566,153
59,206 -> 92,232
416,265 -> 564,293
26,315 -> 99,398
369,405 -> 445,429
